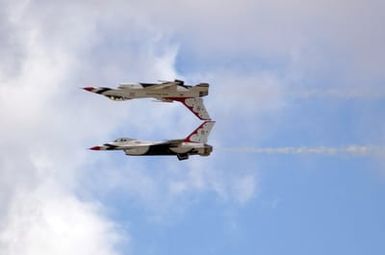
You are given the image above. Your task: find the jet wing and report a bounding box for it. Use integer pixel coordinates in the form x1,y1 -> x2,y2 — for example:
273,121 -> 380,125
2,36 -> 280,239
176,97 -> 211,120
83,86 -> 132,101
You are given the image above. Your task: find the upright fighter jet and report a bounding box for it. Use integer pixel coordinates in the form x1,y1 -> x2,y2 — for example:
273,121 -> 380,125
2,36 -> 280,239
83,79 -> 211,120
89,121 -> 215,160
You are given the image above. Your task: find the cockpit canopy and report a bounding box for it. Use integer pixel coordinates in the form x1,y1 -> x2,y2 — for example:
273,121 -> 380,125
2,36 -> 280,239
113,137 -> 135,143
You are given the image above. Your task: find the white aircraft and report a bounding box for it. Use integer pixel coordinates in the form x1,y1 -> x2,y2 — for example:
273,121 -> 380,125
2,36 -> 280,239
83,79 -> 211,120
89,121 -> 215,160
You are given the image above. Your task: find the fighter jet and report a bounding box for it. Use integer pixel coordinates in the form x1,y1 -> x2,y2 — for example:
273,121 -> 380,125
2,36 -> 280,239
89,121 -> 215,160
83,79 -> 211,120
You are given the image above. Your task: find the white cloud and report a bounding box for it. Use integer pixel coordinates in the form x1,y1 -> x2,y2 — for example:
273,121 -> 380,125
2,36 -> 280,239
83,156 -> 259,220
130,0 -> 385,97
0,1 -> 136,253
0,181 -> 125,255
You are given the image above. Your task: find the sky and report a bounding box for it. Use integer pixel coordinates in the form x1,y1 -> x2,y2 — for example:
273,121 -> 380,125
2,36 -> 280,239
0,0 -> 385,254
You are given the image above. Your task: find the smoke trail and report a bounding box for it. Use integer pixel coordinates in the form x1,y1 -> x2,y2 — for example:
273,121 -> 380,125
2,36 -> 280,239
219,145 -> 385,156
290,89 -> 385,99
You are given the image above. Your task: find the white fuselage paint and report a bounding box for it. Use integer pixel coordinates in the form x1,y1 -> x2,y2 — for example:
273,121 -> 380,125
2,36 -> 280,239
104,85 -> 208,100
100,139 -> 212,157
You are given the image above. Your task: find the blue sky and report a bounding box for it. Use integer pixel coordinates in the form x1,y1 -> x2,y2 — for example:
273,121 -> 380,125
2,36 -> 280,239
1,0 -> 385,254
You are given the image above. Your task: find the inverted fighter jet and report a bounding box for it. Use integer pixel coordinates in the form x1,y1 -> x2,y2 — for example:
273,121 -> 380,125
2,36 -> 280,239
83,79 -> 211,120
89,121 -> 215,160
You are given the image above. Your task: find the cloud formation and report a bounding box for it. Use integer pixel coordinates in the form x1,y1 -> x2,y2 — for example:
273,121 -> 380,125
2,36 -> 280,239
0,181 -> 125,255
0,2 -> 131,254
134,0 -> 385,101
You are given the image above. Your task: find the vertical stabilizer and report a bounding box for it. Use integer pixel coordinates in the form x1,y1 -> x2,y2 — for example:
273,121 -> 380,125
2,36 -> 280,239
165,97 -> 211,120
184,121 -> 215,143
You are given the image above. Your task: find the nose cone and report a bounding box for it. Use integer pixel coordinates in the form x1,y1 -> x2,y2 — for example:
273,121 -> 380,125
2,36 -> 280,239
89,146 -> 102,150
82,87 -> 95,92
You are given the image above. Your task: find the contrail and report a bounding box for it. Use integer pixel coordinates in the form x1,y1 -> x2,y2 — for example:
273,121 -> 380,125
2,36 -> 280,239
219,146 -> 385,156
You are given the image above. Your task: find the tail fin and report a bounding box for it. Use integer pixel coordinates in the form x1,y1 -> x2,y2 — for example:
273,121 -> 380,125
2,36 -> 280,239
164,97 -> 211,120
184,121 -> 215,143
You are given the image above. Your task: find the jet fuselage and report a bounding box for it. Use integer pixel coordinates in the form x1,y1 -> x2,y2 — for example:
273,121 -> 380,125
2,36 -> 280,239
96,83 -> 209,101
83,80 -> 211,120
90,138 -> 213,160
